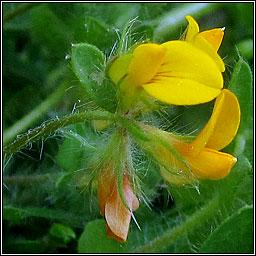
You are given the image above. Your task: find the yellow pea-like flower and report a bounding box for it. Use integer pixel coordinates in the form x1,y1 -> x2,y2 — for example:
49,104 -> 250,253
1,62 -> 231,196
138,89 -> 241,185
108,15 -> 226,107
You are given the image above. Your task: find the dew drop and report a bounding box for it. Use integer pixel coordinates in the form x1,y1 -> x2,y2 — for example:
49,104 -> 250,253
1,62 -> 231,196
65,54 -> 71,60
71,43 -> 79,48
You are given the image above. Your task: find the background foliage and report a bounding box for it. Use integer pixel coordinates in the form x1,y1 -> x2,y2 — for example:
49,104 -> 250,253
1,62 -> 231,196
3,2 -> 253,253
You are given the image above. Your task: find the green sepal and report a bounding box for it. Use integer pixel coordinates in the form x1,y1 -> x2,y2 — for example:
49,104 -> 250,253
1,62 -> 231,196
117,17 -> 138,55
119,117 -> 150,142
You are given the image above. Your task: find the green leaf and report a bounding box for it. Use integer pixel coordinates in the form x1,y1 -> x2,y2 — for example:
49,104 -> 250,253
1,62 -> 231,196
77,219 -> 125,253
199,205 -> 253,253
49,223 -> 76,244
57,122 -> 110,177
228,58 -> 253,133
71,43 -> 117,112
74,16 -> 118,54
57,123 -> 98,173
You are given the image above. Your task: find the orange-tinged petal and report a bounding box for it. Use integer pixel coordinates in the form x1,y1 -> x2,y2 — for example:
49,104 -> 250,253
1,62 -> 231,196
128,43 -> 166,87
97,163 -> 115,216
105,196 -> 131,243
193,33 -> 225,72
138,122 -> 237,183
185,15 -> 199,42
199,28 -> 224,52
184,15 -> 225,72
104,174 -> 139,242
170,138 -> 237,180
191,89 -> 241,155
106,223 -> 125,242
185,147 -> 237,180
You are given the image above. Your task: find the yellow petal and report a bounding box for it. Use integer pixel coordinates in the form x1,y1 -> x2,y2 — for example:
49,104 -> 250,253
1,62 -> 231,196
173,139 -> 237,180
185,15 -> 199,42
184,15 -> 225,72
193,33 -> 225,72
105,174 -> 139,242
142,77 -> 221,105
141,41 -> 223,105
206,89 -> 241,150
128,43 -> 166,87
191,89 -> 241,154
186,147 -> 237,180
159,41 -> 223,89
108,54 -> 133,85
199,28 -> 224,52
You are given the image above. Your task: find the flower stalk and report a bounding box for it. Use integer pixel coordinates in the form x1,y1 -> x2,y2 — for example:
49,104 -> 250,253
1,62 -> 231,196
3,110 -> 115,159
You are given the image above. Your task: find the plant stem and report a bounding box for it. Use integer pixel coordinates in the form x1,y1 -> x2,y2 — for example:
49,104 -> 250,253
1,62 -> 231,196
3,173 -> 61,185
3,3 -> 41,24
3,82 -> 68,147
153,3 -> 222,42
3,110 -> 115,158
133,195 -> 219,253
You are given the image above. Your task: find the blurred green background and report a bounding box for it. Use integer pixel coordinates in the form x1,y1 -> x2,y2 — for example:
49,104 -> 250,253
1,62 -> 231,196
3,3 -> 253,253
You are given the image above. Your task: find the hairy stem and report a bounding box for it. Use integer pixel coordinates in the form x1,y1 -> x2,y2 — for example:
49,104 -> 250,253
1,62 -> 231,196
3,3 -> 41,24
3,82 -> 67,146
133,195 -> 219,253
3,110 -> 115,158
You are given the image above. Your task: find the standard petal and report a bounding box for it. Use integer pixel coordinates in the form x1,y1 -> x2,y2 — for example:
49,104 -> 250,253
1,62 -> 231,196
185,15 -> 200,42
142,76 -> 221,105
128,43 -> 166,87
199,28 -> 225,52
159,41 -> 223,89
185,147 -> 237,180
193,33 -> 225,72
191,89 -> 241,154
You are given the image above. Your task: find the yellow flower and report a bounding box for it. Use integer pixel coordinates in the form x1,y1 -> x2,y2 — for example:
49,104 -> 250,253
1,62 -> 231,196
97,163 -> 139,242
108,15 -> 225,107
138,89 -> 241,185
